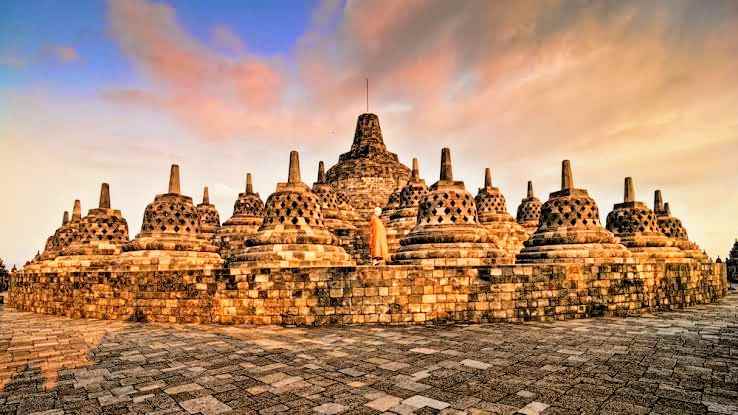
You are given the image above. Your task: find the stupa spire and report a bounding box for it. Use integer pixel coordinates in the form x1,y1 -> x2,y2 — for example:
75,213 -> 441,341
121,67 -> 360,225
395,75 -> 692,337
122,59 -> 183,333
484,168 -> 492,188
202,186 -> 210,204
527,181 -> 534,198
62,211 -> 69,225
169,164 -> 180,194
72,200 -> 81,221
99,183 -> 110,209
246,173 -> 253,193
317,161 -> 326,183
654,190 -> 664,212
288,151 -> 301,184
664,202 -> 671,215
440,148 -> 453,181
624,177 -> 635,203
561,160 -> 574,190
411,158 -> 420,179
350,113 -> 386,154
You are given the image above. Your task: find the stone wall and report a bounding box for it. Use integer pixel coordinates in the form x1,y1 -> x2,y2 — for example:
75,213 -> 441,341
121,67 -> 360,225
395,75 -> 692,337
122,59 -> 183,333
8,260 -> 727,325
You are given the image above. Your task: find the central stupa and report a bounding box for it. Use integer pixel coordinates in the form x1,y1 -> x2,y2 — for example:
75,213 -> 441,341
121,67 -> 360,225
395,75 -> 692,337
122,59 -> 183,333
325,113 -> 410,224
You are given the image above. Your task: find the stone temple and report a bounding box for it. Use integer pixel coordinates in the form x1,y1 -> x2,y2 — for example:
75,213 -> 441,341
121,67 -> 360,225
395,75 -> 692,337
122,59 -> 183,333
326,113 -> 410,227
7,112 -> 728,325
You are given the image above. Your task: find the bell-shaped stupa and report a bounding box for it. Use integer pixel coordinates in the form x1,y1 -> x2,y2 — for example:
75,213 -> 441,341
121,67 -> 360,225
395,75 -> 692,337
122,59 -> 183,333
235,151 -> 354,268
380,176 -> 406,222
312,161 -> 363,259
475,168 -> 529,257
196,186 -> 221,241
605,178 -> 684,260
215,173 -> 264,257
517,160 -> 630,263
63,183 -> 129,256
40,210 -> 70,260
516,181 -> 542,236
41,200 -> 83,261
392,148 -> 509,265
386,158 -> 428,253
122,165 -> 220,268
326,113 -> 410,223
653,190 -> 705,259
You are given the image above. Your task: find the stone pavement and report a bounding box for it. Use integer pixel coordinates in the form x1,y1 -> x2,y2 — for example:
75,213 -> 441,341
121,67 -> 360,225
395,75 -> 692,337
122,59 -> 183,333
1,293 -> 737,415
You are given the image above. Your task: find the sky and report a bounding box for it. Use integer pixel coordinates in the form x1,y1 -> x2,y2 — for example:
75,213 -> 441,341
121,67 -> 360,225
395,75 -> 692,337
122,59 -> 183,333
1,0 -> 737,267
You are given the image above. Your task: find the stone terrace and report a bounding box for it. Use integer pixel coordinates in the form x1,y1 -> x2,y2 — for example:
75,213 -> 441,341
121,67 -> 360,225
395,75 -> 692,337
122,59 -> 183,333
1,292 -> 737,415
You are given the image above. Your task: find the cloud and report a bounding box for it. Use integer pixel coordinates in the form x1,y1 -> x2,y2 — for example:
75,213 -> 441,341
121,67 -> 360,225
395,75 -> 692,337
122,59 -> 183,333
211,25 -> 246,53
106,0 -> 286,140
49,45 -> 79,63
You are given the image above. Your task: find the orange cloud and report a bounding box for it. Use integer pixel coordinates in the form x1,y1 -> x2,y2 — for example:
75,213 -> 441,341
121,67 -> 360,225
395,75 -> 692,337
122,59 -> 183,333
106,0 -> 286,140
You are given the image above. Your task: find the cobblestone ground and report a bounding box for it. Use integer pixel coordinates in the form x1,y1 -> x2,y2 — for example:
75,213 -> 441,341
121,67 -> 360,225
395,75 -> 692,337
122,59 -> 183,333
1,293 -> 738,415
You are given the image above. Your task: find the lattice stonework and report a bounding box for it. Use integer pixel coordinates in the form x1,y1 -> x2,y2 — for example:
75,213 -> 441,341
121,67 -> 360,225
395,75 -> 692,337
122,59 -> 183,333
313,186 -> 341,211
606,205 -> 660,235
399,184 -> 428,209
658,216 -> 688,240
141,196 -> 200,235
517,198 -> 541,224
539,196 -> 601,230
78,214 -> 129,243
197,205 -> 220,229
417,190 -> 478,225
261,191 -> 325,227
475,190 -> 507,216
233,194 -> 264,217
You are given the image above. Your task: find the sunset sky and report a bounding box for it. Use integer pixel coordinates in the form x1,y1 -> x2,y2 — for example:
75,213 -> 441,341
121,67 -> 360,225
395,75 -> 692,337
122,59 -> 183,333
1,0 -> 737,267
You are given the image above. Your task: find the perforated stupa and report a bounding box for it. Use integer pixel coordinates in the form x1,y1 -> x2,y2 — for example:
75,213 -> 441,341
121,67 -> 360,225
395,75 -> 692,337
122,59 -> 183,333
517,160 -> 630,263
215,173 -> 264,257
122,165 -> 221,268
385,158 -> 428,253
475,168 -> 529,257
235,151 -> 354,268
605,178 -> 683,260
516,181 -> 542,236
196,186 -> 221,241
392,148 -> 508,265
312,161 -> 362,259
63,183 -> 129,256
653,190 -> 705,259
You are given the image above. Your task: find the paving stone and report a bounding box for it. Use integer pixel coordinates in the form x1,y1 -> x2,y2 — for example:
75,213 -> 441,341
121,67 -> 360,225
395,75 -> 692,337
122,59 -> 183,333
0,295 -> 737,414
179,395 -> 231,415
312,402 -> 346,414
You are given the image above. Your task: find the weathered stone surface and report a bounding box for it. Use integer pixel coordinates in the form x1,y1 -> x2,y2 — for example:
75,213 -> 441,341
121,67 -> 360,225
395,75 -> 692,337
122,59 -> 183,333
606,177 -> 684,261
385,158 -> 427,253
215,173 -> 265,258
516,180 -> 542,236
120,165 -> 222,270
518,160 -> 631,264
196,186 -> 221,242
392,148 -> 509,266
475,167 -> 529,258
312,161 -> 364,262
326,113 -> 410,222
234,151 -> 354,269
653,190 -> 706,261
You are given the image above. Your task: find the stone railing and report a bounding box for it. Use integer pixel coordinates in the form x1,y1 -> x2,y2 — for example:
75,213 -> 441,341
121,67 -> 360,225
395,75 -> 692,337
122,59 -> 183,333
7,260 -> 728,325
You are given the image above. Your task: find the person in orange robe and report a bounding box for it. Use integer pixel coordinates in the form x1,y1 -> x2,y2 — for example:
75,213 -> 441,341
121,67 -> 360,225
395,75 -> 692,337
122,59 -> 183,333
369,207 -> 389,264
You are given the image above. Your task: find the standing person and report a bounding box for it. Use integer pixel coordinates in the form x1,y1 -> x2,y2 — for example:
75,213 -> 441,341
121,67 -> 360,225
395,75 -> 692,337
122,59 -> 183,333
369,207 -> 389,264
